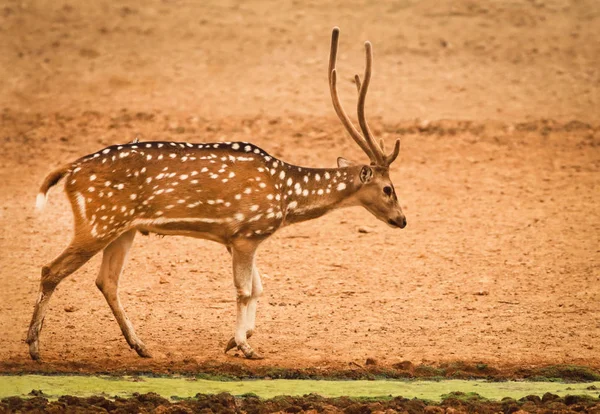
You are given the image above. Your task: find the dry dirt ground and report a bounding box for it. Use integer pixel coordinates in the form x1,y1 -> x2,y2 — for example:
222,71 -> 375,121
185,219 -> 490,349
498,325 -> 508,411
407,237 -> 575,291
0,0 -> 599,375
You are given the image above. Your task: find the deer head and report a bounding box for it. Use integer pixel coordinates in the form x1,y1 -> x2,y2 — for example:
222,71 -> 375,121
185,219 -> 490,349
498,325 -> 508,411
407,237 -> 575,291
329,27 -> 406,229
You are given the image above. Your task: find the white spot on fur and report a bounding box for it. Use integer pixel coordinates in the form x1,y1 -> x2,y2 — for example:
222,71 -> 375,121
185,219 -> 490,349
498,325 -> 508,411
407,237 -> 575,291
337,183 -> 346,191
75,192 -> 86,218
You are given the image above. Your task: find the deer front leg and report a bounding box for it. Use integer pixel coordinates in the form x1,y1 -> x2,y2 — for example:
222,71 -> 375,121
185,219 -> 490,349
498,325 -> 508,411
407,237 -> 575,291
224,266 -> 263,354
246,266 -> 264,338
228,241 -> 263,359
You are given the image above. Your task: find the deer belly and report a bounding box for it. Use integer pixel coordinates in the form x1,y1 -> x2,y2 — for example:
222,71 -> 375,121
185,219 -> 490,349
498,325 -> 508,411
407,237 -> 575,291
135,219 -> 229,244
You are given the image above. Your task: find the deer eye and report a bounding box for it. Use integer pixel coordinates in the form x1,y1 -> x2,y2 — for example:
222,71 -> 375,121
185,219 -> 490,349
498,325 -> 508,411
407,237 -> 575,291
383,186 -> 393,196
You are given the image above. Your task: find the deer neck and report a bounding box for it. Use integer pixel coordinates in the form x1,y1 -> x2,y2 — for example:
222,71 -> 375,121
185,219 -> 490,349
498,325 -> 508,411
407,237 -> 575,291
279,165 -> 361,225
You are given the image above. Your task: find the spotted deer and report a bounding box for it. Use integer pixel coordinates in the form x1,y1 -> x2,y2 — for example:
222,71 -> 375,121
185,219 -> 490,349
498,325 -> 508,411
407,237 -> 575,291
27,27 -> 406,360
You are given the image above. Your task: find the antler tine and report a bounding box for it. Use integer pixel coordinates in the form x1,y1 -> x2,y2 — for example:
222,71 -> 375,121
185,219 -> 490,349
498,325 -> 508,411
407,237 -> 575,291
386,139 -> 401,165
354,74 -> 361,92
357,41 -> 386,165
357,76 -> 387,156
329,27 -> 377,163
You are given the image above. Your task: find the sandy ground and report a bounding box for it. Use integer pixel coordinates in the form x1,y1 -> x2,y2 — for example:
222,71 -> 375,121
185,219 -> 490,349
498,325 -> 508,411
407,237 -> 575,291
0,0 -> 599,374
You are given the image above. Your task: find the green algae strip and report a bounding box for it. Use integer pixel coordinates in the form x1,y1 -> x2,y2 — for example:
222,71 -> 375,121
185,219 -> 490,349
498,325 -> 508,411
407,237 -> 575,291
1,375 -> 599,402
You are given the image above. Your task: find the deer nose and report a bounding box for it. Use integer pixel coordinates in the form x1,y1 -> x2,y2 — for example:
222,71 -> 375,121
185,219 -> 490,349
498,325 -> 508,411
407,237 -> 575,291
399,216 -> 407,229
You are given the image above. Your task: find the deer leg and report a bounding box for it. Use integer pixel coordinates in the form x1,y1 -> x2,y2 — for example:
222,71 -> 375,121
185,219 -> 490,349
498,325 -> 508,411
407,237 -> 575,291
224,266 -> 263,354
246,266 -> 264,336
27,240 -> 102,360
228,241 -> 263,359
95,229 -> 150,358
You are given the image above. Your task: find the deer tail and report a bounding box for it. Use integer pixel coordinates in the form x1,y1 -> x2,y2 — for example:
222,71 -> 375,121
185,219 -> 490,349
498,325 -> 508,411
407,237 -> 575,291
36,164 -> 71,211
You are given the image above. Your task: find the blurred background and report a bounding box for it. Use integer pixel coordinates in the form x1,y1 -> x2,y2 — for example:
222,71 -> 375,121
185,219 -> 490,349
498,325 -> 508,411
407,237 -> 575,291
0,0 -> 598,371
2,0 -> 598,122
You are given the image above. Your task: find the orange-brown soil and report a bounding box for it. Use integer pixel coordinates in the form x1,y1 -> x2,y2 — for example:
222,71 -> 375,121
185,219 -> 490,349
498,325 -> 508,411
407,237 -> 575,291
0,0 -> 598,377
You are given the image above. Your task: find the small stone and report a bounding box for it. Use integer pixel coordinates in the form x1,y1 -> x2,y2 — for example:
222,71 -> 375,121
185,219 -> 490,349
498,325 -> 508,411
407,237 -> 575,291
418,119 -> 431,130
159,277 -> 169,284
365,357 -> 377,366
358,226 -> 375,234
64,305 -> 78,312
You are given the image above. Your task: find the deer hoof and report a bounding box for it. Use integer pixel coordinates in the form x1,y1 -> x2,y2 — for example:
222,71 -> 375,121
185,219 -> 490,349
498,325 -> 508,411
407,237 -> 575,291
224,337 -> 237,354
245,351 -> 264,360
28,343 -> 41,361
134,344 -> 152,358
224,331 -> 254,354
238,343 -> 264,360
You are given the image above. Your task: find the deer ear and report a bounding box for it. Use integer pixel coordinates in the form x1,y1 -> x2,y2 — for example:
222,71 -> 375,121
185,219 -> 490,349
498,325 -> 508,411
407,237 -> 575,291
359,166 -> 373,183
337,157 -> 355,168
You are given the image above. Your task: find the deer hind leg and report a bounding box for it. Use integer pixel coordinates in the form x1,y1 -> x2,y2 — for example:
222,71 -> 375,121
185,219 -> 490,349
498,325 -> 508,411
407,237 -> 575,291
95,229 -> 150,358
224,266 -> 263,354
226,241 -> 263,359
27,239 -> 102,360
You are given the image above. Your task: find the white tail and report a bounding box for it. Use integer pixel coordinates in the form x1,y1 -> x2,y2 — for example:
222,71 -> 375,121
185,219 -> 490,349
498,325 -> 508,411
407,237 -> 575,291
27,28 -> 406,361
35,193 -> 47,211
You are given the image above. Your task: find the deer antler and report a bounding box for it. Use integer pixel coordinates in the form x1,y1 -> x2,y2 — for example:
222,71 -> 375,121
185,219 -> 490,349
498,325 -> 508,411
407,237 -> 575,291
355,41 -> 386,165
329,28 -> 377,162
329,27 -> 400,167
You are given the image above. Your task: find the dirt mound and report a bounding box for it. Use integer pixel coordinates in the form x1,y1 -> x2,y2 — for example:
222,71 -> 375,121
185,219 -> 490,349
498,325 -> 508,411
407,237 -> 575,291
2,392 -> 599,413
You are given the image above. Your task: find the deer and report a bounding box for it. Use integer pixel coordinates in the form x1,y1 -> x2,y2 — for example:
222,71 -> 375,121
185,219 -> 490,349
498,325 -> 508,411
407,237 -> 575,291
27,27 -> 407,361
